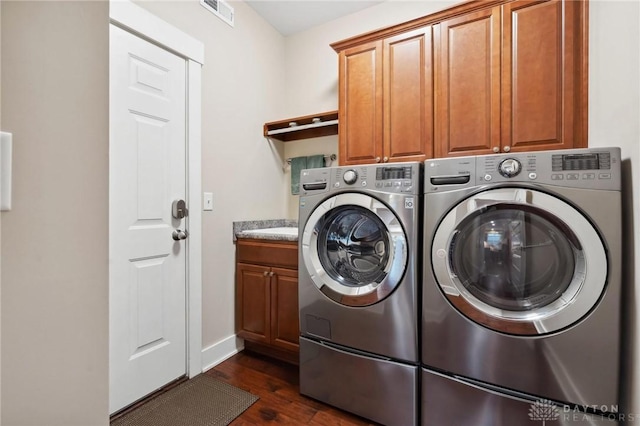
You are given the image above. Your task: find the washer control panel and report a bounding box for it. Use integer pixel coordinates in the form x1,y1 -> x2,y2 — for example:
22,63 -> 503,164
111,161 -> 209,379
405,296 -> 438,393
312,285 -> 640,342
343,169 -> 358,185
297,162 -> 422,196
425,148 -> 621,192
498,159 -> 522,178
299,163 -> 422,195
329,164 -> 419,193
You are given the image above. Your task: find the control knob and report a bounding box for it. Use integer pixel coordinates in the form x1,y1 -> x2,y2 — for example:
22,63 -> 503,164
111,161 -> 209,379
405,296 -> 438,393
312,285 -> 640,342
498,159 -> 522,178
343,169 -> 358,185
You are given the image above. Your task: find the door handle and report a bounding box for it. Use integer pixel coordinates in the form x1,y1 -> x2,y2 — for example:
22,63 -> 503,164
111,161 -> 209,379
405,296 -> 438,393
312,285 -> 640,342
172,229 -> 189,241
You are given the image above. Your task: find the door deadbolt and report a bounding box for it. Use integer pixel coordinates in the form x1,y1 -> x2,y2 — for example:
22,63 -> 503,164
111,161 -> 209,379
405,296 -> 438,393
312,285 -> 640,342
172,199 -> 188,219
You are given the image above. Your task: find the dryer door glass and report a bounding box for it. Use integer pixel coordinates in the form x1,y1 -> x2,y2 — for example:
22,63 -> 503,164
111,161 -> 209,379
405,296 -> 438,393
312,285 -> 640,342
431,187 -> 607,335
450,205 -> 578,312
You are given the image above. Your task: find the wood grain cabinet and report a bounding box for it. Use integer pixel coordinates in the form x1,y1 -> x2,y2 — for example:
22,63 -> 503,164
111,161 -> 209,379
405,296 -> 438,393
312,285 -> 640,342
332,0 -> 587,161
336,27 -> 434,165
434,5 -> 502,157
235,239 -> 299,364
500,0 -> 586,154
435,0 -> 587,157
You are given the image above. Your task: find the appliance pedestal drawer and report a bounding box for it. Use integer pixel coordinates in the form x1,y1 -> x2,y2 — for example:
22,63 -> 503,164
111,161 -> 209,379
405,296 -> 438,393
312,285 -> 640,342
421,368 -> 618,426
300,336 -> 418,426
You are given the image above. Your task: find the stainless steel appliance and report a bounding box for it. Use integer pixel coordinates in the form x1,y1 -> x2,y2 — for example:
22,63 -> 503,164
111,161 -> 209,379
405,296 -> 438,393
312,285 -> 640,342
298,162 -> 421,426
422,148 -> 622,425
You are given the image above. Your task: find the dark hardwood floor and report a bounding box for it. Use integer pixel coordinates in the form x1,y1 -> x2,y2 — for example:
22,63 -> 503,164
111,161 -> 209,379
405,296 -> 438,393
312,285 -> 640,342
206,350 -> 379,425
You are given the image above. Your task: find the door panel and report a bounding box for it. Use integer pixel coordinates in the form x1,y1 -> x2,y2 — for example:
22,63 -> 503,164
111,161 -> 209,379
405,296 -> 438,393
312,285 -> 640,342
339,41 -> 383,165
435,7 -> 501,157
236,263 -> 270,343
502,0 -> 579,152
271,267 -> 299,352
109,24 -> 187,414
129,257 -> 170,355
384,27 -> 433,162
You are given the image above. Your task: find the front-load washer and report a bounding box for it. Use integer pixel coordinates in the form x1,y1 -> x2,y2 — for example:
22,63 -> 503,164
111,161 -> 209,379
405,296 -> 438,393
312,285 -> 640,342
421,148 -> 622,425
298,162 -> 421,426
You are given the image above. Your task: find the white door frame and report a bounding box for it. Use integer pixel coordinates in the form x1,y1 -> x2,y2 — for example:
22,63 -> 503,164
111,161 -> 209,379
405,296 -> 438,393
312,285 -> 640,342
110,0 -> 204,379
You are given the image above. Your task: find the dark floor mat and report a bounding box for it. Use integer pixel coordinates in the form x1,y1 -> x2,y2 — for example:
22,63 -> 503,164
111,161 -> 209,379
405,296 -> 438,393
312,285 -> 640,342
111,374 -> 259,426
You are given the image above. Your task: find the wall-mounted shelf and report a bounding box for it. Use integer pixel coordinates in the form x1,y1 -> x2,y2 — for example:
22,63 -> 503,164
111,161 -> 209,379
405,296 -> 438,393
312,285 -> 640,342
264,111 -> 338,142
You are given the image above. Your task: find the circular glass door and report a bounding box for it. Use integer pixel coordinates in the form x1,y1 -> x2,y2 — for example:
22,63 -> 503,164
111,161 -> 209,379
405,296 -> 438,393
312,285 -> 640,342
301,193 -> 407,307
432,188 -> 607,336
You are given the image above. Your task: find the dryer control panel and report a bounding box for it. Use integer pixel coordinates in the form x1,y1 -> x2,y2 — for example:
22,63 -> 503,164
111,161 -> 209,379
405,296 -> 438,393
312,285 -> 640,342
425,147 -> 621,193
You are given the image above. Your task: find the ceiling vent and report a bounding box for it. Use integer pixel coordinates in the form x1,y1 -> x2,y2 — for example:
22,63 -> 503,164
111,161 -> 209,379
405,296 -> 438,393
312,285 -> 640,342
200,0 -> 234,27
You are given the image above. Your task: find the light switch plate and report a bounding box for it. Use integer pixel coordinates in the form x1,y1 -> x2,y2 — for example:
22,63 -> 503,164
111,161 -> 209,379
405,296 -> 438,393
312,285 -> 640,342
0,131 -> 12,211
203,192 -> 213,211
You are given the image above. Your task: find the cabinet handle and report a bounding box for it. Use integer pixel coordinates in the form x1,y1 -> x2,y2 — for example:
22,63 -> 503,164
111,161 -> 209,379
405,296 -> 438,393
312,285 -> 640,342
383,156 -> 389,162
263,271 -> 268,276
375,157 -> 381,163
269,271 -> 274,277
493,147 -> 500,153
503,146 -> 511,153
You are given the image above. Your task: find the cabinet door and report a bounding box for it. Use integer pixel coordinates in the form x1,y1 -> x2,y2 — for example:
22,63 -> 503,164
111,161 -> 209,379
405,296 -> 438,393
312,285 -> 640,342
435,6 -> 501,157
502,0 -> 586,152
339,40 -> 384,165
270,267 -> 299,352
383,27 -> 434,163
236,263 -> 270,344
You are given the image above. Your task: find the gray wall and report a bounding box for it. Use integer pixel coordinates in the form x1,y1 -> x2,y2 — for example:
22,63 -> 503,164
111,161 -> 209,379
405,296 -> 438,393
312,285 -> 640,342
588,0 -> 640,415
1,2 -> 109,425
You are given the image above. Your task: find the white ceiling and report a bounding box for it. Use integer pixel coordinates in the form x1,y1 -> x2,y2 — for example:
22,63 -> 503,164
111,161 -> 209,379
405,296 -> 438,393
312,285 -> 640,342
245,0 -> 384,36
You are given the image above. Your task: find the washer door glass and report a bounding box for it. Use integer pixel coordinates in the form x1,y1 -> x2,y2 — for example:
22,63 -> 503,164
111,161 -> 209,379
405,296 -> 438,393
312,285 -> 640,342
318,206 -> 390,286
302,193 -> 407,307
431,188 -> 607,336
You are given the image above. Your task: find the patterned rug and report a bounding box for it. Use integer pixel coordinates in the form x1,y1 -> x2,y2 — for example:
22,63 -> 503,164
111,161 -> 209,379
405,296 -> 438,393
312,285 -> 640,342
111,374 -> 258,426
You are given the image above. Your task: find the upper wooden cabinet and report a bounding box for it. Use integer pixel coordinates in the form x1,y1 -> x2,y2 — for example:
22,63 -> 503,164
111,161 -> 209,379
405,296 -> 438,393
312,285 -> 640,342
339,40 -> 383,165
385,28 -> 434,163
434,5 -> 502,157
501,0 -> 586,154
338,27 -> 433,165
332,0 -> 587,161
436,0 -> 587,156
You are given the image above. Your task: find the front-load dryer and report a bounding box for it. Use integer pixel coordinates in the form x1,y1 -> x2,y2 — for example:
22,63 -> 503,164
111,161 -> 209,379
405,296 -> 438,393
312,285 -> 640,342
298,162 -> 421,426
421,148 -> 622,425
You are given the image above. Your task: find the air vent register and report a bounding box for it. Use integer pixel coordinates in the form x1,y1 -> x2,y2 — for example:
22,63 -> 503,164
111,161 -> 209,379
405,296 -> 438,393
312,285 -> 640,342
200,0 -> 234,27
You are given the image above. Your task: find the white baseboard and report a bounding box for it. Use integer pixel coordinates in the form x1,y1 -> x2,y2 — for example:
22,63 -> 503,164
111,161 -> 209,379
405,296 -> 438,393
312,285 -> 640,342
201,334 -> 244,372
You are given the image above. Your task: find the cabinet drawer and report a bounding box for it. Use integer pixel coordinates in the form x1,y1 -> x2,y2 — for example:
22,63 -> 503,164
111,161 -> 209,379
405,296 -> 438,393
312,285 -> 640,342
236,239 -> 298,269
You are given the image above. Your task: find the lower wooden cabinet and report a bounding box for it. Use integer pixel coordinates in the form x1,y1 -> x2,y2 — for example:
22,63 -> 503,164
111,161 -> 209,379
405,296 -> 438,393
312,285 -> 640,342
235,239 -> 299,364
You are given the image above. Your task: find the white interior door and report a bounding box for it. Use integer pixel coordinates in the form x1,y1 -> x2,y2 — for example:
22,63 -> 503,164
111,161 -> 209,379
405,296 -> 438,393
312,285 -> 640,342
109,24 -> 187,414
